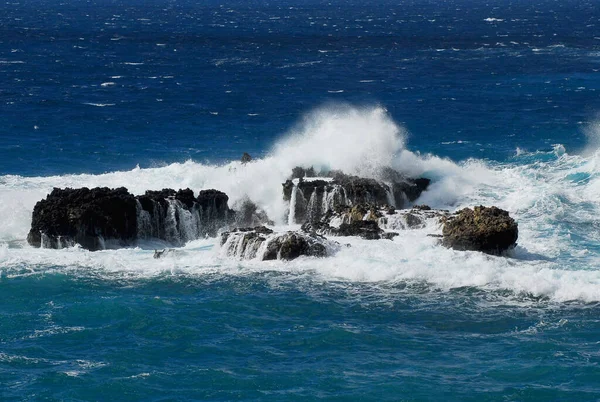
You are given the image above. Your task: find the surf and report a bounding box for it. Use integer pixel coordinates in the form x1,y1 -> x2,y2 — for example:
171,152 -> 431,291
2,106 -> 600,303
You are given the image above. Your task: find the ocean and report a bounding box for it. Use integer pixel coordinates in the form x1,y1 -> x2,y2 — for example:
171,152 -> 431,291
1,0 -> 600,400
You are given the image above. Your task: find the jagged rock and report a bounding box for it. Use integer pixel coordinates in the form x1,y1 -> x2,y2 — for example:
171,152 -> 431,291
29,186 -> 235,250
301,209 -> 398,240
232,197 -> 274,227
442,206 -> 518,254
301,202 -> 450,240
291,166 -> 316,179
135,188 -> 233,243
27,187 -> 138,251
263,232 -> 328,260
283,166 -> 431,224
220,226 -> 273,259
196,189 -> 234,237
241,152 -> 252,164
221,227 -> 335,260
337,220 -> 386,240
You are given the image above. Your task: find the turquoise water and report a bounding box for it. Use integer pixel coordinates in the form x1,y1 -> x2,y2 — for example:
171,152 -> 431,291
2,0 -> 600,399
2,268 -> 599,400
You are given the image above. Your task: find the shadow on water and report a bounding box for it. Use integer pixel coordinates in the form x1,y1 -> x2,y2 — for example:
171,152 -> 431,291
506,245 -> 554,262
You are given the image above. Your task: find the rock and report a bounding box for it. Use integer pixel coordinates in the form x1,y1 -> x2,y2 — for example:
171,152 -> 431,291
393,178 -> 431,203
263,232 -> 328,260
442,206 -> 518,254
27,187 -> 137,251
220,226 -> 273,259
378,207 -> 449,231
301,206 -> 398,240
284,166 -> 431,224
221,227 -> 335,260
136,188 -> 234,243
29,186 -> 236,250
291,166 -> 316,179
232,197 -> 274,227
241,153 -> 252,164
196,189 -> 234,237
337,220 -> 385,240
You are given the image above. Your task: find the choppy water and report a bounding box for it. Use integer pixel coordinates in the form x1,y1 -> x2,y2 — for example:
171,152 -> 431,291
1,0 -> 600,400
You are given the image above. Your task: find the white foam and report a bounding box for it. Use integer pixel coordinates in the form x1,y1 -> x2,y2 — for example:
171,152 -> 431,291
82,102 -> 115,107
2,106 -> 600,302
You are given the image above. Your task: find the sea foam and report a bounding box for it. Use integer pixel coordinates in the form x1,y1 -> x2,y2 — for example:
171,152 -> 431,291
2,106 -> 600,302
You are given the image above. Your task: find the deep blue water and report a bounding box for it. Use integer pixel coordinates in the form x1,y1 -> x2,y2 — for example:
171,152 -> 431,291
2,0 -> 599,175
2,0 -> 600,400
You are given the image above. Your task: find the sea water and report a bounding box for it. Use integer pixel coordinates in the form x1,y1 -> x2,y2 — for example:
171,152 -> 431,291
1,0 -> 600,400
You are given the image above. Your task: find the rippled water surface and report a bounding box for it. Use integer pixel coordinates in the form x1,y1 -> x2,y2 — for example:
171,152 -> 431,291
1,0 -> 600,399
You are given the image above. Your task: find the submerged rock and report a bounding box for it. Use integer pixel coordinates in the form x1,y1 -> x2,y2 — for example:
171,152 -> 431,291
300,203 -> 446,240
378,206 -> 449,231
442,206 -> 518,254
302,219 -> 397,240
220,226 -> 336,261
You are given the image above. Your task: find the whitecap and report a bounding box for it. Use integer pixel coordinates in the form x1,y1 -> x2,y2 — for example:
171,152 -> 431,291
82,102 -> 115,107
3,105 -> 600,303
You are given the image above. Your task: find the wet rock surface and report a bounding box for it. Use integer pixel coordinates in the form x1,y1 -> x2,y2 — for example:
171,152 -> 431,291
28,186 -> 235,250
220,226 -> 335,261
442,206 -> 518,254
27,187 -> 138,251
283,166 -> 431,224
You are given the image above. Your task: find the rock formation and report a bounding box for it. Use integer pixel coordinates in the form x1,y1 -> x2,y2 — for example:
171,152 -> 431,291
28,187 -> 138,251
241,153 -> 252,164
220,226 -> 337,261
283,167 -> 430,224
28,187 -> 235,250
442,206 -> 518,254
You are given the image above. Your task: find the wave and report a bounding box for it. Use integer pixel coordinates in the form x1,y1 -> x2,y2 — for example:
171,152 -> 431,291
82,102 -> 115,107
2,106 -> 600,302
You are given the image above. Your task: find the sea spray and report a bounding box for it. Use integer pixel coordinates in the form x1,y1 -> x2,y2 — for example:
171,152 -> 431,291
3,107 -> 600,301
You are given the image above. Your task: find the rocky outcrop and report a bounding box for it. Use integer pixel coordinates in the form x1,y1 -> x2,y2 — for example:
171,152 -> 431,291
302,220 -> 397,240
136,188 -> 233,244
241,153 -> 252,164
27,187 -> 138,251
283,167 -> 430,224
379,206 -> 449,231
220,226 -> 336,260
300,203 -> 447,240
29,187 -> 235,250
442,206 -> 518,254
231,197 -> 274,228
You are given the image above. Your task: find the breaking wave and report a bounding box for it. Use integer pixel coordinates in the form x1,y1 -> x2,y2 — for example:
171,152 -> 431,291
2,106 -> 600,302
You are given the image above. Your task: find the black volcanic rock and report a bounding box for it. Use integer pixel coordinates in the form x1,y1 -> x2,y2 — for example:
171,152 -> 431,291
233,197 -> 274,228
221,227 -> 333,261
196,189 -> 233,237
262,232 -> 328,260
29,186 -> 236,250
337,220 -> 385,240
241,152 -> 252,164
284,166 -> 431,224
27,187 -> 137,251
442,206 -> 518,254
